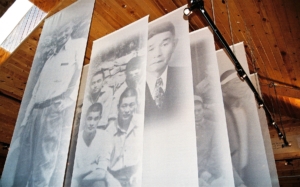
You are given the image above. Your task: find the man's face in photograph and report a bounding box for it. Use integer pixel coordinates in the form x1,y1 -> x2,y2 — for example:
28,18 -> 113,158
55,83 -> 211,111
85,111 -> 101,133
147,31 -> 176,75
90,73 -> 104,94
118,96 -> 137,121
57,24 -> 72,47
126,68 -> 142,88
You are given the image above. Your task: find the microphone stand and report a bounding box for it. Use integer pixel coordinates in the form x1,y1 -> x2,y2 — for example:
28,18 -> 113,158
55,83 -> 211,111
184,0 -> 290,147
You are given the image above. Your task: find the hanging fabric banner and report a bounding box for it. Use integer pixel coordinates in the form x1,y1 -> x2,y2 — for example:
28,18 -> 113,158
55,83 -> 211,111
250,74 -> 280,187
1,0 -> 95,186
71,16 -> 149,187
190,27 -> 235,186
142,6 -> 199,187
217,42 -> 272,186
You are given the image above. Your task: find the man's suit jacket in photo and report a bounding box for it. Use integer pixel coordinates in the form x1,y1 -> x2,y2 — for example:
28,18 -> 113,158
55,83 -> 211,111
144,66 -> 190,124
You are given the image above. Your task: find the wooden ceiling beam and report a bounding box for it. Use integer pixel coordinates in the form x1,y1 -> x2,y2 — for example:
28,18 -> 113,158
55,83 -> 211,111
261,84 -> 300,100
0,48 -> 10,66
0,94 -> 20,144
29,0 -> 61,13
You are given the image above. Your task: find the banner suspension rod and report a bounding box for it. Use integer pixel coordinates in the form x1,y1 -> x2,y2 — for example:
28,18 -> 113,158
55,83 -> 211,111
183,0 -> 290,147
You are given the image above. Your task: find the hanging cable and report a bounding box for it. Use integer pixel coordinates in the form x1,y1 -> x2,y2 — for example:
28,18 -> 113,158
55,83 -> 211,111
183,0 -> 290,147
268,82 -> 277,120
245,25 -> 261,94
273,83 -> 287,137
225,0 -> 235,54
210,0 -> 216,24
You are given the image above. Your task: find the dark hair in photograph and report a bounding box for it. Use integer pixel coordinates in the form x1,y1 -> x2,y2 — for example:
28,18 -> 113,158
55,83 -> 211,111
125,56 -> 143,75
86,103 -> 103,116
148,21 -> 175,39
118,87 -> 138,107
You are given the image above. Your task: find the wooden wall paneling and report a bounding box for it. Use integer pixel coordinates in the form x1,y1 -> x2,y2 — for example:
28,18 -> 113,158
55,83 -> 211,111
29,0 -> 61,13
279,178 -> 300,187
227,0 -> 259,71
0,48 -> 10,65
261,84 -> 300,100
0,94 -> 20,143
280,96 -> 293,119
289,97 -> 300,117
285,97 -> 299,119
272,0 -> 299,87
234,0 -> 282,82
283,0 -> 300,87
254,0 -> 293,86
0,81 -> 24,100
240,0 -> 288,83
280,96 -> 293,118
151,0 -> 178,14
275,152 -> 300,161
109,0 -> 146,21
134,0 -> 164,21
274,0 -> 299,86
96,1 -> 135,28
216,0 -> 246,46
215,0 -> 262,74
10,55 -> 33,71
92,8 -> 120,35
10,56 -> 32,71
231,0 -> 270,77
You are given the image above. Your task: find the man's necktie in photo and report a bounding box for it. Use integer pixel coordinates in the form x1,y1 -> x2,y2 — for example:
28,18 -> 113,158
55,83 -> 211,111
154,77 -> 164,108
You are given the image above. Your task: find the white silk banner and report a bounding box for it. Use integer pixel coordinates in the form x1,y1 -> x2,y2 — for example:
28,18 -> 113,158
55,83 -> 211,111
1,0 -> 95,186
142,6 -> 199,187
217,42 -> 273,186
71,16 -> 149,187
190,27 -> 235,187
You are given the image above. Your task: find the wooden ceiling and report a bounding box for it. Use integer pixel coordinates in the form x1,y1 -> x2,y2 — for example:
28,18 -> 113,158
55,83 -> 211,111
0,0 -> 300,184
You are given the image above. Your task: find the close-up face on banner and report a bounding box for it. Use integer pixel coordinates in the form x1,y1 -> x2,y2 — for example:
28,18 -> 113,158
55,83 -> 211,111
1,0 -> 95,187
190,27 -> 234,187
71,16 -> 148,187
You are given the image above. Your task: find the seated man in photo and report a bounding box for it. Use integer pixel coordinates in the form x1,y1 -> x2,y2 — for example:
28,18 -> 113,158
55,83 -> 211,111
71,103 -> 112,187
106,88 -> 143,187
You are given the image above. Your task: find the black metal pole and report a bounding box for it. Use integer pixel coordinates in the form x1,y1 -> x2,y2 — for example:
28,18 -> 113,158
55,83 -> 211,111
184,0 -> 289,147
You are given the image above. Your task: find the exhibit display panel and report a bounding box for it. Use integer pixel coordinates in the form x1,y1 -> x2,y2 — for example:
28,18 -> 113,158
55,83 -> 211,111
1,0 -> 95,186
142,6 -> 199,187
71,17 -> 149,187
251,74 -> 280,187
217,43 -> 273,186
190,28 -> 235,187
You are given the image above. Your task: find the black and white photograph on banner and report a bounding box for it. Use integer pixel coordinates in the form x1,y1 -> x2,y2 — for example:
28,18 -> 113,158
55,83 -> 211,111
217,42 -> 272,187
190,28 -> 234,187
71,17 -> 148,187
142,6 -> 199,187
1,1 -> 95,187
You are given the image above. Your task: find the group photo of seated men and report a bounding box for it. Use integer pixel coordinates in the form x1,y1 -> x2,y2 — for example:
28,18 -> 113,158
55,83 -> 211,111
72,36 -> 145,187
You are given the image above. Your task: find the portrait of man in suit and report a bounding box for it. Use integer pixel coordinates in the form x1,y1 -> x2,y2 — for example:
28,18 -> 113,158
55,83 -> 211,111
145,21 -> 189,123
